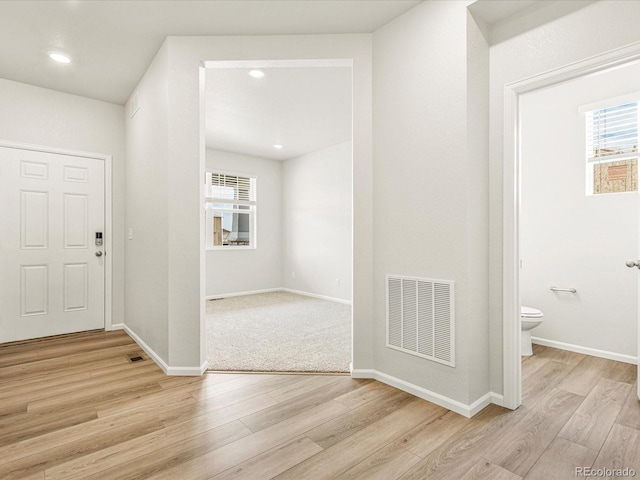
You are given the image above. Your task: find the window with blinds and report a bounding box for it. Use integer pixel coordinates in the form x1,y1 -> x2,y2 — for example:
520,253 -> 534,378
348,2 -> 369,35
586,101 -> 638,195
204,171 -> 257,249
206,172 -> 256,203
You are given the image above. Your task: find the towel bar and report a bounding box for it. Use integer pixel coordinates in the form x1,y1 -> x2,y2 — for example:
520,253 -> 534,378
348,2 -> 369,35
550,286 -> 577,293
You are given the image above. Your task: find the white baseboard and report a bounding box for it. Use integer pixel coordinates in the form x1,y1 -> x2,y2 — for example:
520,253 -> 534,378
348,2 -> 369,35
207,287 -> 352,306
488,392 -> 505,408
169,362 -> 209,376
123,325 -> 170,374
532,337 -> 637,365
108,323 -> 124,331
122,325 -> 205,376
206,288 -> 281,300
351,368 -> 501,418
281,288 -> 352,306
467,392 -> 497,416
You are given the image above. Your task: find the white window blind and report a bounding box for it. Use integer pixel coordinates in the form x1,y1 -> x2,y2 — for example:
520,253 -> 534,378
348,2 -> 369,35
206,172 -> 256,204
586,101 -> 638,162
204,170 -> 257,249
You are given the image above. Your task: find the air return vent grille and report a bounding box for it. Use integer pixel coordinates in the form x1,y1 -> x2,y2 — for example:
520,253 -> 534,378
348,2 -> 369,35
386,275 -> 455,367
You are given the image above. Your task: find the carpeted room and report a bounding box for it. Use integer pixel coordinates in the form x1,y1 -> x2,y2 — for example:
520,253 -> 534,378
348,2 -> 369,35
207,291 -> 351,372
204,63 -> 353,373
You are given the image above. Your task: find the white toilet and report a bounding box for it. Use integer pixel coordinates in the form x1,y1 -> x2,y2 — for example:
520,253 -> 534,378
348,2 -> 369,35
521,306 -> 544,356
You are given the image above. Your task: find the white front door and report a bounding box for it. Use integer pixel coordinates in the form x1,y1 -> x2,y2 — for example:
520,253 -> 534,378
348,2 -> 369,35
0,146 -> 105,343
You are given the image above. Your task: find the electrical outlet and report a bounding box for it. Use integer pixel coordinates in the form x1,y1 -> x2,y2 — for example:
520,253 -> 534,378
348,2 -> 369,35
128,227 -> 133,240
335,278 -> 341,287
291,271 -> 296,279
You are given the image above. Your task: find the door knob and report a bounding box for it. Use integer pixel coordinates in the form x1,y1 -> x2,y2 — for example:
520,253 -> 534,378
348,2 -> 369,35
95,251 -> 103,257
626,260 -> 639,268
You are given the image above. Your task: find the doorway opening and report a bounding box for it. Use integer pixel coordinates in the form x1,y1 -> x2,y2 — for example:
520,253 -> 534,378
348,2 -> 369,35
201,59 -> 354,373
503,44 -> 640,409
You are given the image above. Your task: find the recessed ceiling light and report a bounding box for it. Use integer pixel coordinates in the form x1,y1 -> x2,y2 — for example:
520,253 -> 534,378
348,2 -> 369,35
48,52 -> 72,64
273,144 -> 283,149
248,69 -> 265,79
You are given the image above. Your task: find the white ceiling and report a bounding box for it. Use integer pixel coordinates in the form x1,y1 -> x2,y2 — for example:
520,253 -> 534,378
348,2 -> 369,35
468,0 -> 540,25
0,0 -> 421,106
205,66 -> 352,160
0,0 -> 550,161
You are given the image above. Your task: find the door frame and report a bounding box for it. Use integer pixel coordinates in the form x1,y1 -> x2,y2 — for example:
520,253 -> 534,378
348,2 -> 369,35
502,41 -> 640,410
0,139 -> 114,332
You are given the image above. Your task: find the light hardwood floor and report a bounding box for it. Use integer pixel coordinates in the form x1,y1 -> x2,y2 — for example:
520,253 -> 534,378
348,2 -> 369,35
0,330 -> 638,479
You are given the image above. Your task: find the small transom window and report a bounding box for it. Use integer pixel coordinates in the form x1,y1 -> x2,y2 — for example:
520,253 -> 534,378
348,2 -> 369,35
586,101 -> 638,195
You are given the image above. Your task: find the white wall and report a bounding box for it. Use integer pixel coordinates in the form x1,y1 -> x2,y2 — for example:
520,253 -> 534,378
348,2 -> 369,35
520,65 -> 640,357
372,1 -> 490,405
282,141 -> 352,302
114,0 -> 640,407
466,7 -> 491,402
125,34 -> 373,373
0,78 -> 126,328
206,149 -> 282,296
124,42 -> 170,362
125,7 -> 494,410
489,0 -> 640,393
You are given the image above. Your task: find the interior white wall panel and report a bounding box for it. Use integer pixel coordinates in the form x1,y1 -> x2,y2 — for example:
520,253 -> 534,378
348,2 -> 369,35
372,0 -> 490,405
282,141 -> 353,302
125,34 -> 373,371
0,78 -> 125,326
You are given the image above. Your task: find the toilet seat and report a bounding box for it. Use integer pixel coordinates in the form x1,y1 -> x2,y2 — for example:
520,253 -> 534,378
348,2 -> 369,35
521,306 -> 543,318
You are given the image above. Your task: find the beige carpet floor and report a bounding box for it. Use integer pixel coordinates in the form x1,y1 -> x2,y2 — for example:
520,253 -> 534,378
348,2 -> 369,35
206,291 -> 351,373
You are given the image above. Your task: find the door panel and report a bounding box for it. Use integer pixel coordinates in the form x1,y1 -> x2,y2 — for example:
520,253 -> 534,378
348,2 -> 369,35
21,190 -> 48,248
63,194 -> 88,248
20,264 -> 48,316
0,147 -> 105,343
63,263 -> 88,311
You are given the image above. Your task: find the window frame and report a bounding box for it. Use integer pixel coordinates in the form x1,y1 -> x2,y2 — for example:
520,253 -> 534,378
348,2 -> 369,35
205,169 -> 257,250
584,100 -> 638,196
